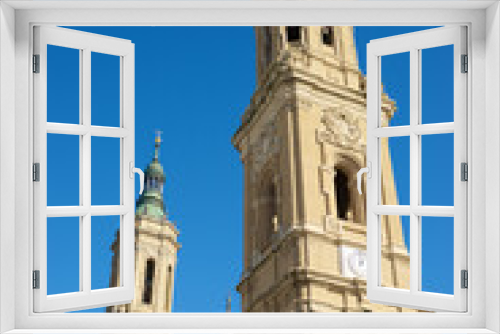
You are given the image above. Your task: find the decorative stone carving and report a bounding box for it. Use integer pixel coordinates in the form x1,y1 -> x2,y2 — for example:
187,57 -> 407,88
135,244 -> 172,258
324,214 -> 344,234
251,117 -> 280,175
317,106 -> 364,149
339,245 -> 367,279
324,215 -> 336,233
319,165 -> 335,195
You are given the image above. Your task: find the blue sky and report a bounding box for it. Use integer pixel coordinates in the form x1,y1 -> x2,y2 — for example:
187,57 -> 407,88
46,26 -> 454,313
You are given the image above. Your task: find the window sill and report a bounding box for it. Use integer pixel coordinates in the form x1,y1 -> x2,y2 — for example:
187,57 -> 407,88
4,328 -> 497,334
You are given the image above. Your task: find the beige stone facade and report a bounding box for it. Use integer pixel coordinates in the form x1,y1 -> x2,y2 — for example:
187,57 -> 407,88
233,26 -> 412,312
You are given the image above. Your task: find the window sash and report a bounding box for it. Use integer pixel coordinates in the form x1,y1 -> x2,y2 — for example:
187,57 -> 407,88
33,26 -> 136,313
366,26 -> 468,312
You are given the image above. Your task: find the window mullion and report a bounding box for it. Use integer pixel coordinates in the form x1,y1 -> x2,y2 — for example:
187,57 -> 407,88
409,48 -> 420,295
365,46 -> 380,296
82,47 -> 92,294
119,55 -> 124,288
82,214 -> 91,293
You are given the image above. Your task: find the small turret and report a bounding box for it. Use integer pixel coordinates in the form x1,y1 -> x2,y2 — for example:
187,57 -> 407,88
135,131 -> 167,220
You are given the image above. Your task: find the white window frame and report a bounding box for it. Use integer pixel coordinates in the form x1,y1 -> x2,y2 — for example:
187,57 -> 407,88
365,26 -> 467,313
33,26 -> 136,313
0,1 -> 498,333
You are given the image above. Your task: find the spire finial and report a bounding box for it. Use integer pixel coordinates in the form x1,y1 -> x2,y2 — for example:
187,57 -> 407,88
154,130 -> 162,160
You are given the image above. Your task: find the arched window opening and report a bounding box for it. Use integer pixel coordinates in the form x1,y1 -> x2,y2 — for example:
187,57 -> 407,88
321,27 -> 334,46
286,26 -> 301,43
146,176 -> 163,193
267,181 -> 278,234
263,27 -> 273,68
143,259 -> 155,305
335,168 -> 351,220
258,175 -> 279,251
360,77 -> 366,91
166,265 -> 173,308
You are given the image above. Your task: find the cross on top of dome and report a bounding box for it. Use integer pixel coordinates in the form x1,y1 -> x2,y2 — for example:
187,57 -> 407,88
154,130 -> 162,160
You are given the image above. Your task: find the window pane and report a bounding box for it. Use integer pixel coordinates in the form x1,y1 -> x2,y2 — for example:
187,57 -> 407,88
421,217 -> 454,295
91,52 -> 120,127
380,215 -> 411,290
421,45 -> 454,125
381,136 -> 410,206
91,136 -> 120,205
91,216 -> 121,290
47,217 -> 80,295
47,133 -> 80,206
421,133 -> 454,206
380,52 -> 410,127
47,45 -> 80,124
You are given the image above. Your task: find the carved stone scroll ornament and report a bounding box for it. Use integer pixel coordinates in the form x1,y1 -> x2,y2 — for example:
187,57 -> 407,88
317,107 -> 363,149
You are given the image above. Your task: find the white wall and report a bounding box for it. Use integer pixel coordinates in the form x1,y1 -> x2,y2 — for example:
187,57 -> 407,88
0,2 -> 16,333
3,2 -> 497,331
486,2 -> 500,333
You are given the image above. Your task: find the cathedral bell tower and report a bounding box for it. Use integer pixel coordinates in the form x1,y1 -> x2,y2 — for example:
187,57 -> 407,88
108,133 -> 180,313
233,27 -> 412,312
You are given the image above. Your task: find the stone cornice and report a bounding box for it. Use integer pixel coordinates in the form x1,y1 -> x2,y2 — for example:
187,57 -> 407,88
238,221 -> 408,290
242,265 -> 370,311
232,47 -> 396,150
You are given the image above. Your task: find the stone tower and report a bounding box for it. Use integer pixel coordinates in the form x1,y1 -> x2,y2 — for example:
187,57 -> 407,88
107,133 -> 180,313
233,26 -> 411,312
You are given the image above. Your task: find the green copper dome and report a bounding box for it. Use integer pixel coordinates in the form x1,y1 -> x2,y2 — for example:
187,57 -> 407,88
144,159 -> 166,183
135,133 -> 167,220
